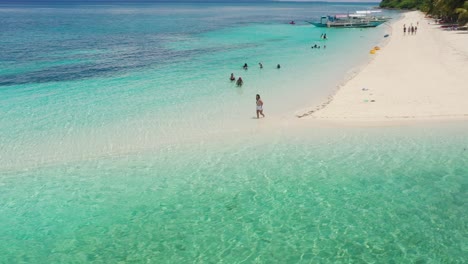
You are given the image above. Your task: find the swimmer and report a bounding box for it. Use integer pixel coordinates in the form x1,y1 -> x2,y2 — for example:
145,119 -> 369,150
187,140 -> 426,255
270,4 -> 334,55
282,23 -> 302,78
243,63 -> 248,70
277,64 -> 281,69
236,77 -> 243,86
230,73 -> 235,81
259,62 -> 263,69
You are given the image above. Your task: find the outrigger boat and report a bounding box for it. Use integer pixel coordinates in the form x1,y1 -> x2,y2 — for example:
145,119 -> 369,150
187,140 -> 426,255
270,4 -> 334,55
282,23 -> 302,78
307,10 -> 389,28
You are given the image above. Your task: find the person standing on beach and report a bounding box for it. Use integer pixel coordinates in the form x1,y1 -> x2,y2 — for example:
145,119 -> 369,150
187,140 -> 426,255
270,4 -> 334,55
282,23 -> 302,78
403,25 -> 406,35
256,94 -> 265,119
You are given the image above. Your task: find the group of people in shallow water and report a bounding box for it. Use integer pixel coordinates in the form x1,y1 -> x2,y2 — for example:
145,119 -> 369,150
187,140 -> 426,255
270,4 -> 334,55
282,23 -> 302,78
230,73 -> 243,86
312,33 -> 328,49
230,65 -> 269,118
231,62 -> 281,86
229,32 -> 330,119
228,75 -> 267,118
311,44 -> 325,49
403,23 -> 418,35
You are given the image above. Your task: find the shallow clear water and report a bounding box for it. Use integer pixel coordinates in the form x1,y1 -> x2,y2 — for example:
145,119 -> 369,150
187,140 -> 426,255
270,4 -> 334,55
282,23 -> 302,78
1,123 -> 467,263
1,2 -> 466,263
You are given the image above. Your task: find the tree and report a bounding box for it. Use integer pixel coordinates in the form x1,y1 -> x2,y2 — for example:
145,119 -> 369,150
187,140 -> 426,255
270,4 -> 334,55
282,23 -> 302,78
455,1 -> 468,25
379,0 -> 468,24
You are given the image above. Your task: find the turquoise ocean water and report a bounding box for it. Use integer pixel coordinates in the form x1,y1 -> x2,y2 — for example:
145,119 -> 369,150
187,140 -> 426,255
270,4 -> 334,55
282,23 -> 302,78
1,2 -> 466,263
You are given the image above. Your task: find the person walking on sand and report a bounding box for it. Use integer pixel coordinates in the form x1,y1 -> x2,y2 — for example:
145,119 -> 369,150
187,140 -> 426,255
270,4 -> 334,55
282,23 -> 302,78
256,94 -> 265,119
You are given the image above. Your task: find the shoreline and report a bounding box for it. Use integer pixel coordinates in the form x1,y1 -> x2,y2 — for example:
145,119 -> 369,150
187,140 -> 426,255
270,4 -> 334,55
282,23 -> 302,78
298,11 -> 468,123
295,13 -> 399,119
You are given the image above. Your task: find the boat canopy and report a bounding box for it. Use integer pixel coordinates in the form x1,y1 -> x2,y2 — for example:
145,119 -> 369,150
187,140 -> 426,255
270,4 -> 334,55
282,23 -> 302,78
334,14 -> 348,18
356,10 -> 382,14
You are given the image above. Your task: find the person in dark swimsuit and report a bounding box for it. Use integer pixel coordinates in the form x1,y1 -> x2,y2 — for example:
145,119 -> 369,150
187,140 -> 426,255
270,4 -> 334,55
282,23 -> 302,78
236,77 -> 243,86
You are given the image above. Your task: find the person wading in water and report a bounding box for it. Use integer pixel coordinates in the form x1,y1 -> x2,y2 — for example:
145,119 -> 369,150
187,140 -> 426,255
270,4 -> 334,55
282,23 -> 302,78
256,94 -> 265,119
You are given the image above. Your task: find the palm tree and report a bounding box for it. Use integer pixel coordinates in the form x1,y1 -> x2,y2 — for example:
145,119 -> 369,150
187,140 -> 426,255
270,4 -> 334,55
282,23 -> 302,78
378,0 -> 467,25
455,1 -> 468,25
431,0 -> 464,22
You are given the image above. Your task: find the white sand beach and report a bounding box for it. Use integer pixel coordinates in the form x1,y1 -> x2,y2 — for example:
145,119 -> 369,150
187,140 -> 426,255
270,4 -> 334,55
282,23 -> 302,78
301,11 -> 468,122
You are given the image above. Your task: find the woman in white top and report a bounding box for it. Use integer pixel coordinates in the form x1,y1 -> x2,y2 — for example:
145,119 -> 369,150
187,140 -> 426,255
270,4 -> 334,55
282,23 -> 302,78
256,94 -> 265,119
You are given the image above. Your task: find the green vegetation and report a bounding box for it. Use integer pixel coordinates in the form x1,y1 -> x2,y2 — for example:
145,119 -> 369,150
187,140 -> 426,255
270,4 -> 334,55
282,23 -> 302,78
380,0 -> 426,10
380,0 -> 468,25
455,1 -> 468,24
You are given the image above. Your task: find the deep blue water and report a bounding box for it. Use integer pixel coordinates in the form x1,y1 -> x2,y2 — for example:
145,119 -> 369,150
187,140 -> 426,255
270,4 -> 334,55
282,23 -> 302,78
0,1 -> 383,86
